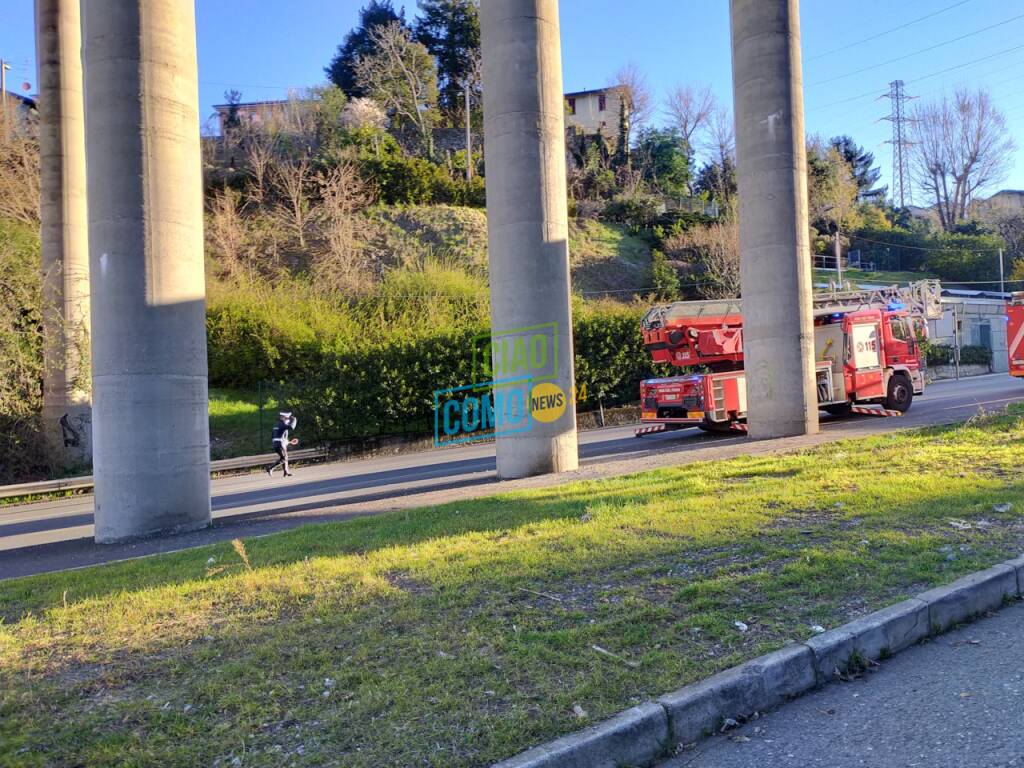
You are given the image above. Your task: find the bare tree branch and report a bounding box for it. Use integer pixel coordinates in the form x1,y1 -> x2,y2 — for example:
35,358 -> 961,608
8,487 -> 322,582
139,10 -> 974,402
911,87 -> 1015,231
664,84 -> 716,147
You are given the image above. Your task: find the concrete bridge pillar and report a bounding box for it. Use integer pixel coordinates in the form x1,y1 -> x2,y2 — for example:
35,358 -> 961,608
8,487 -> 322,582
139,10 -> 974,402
81,0 -> 211,542
480,0 -> 578,479
730,0 -> 819,438
35,0 -> 91,466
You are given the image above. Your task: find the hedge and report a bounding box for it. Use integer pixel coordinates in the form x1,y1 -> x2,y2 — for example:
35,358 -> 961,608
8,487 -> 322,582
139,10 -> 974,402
208,303 -> 671,445
925,343 -> 992,367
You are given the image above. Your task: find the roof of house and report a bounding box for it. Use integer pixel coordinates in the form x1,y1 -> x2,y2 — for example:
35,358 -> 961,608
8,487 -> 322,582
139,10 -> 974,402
941,288 -> 1008,301
2,90 -> 37,108
212,98 -> 292,110
564,86 -> 619,99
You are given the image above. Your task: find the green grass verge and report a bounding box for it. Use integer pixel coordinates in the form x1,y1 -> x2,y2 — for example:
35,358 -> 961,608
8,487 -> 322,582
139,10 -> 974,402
208,388 -> 277,460
3,411 -> 1024,767
815,267 -> 938,286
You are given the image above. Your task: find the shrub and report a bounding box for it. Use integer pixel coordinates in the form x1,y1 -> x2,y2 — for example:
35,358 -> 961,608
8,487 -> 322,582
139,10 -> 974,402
650,249 -> 680,299
360,156 -> 446,205
0,219 -> 49,482
602,194 -> 662,230
925,344 -> 992,367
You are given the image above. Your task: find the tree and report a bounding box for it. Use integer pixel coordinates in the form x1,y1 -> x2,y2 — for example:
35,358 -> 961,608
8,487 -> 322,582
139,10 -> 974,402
272,154 -> 314,249
829,135 -> 885,201
326,0 -> 407,97
664,217 -> 741,299
807,139 -> 860,236
696,104 -> 736,205
634,128 -> 691,197
609,62 -> 652,151
0,112 -> 40,225
911,88 -> 1016,232
222,89 -> 243,133
355,21 -> 440,158
664,83 -> 716,150
313,162 -> 374,293
207,187 -> 250,279
243,135 -> 275,208
341,97 -> 388,130
695,158 -> 736,206
414,0 -> 480,118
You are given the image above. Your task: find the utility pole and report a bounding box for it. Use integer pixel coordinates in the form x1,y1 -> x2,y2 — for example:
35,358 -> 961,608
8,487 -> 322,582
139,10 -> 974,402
1,59 -> 10,133
464,78 -> 472,181
999,248 -> 1005,295
834,229 -> 843,287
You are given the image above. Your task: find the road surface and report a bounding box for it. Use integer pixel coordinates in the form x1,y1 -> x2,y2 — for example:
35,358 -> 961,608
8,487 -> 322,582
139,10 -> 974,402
2,374 -> 1020,579
657,600 -> 1024,768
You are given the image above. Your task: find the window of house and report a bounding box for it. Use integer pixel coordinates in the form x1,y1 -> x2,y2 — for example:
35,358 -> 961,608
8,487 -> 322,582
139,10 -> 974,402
598,94 -> 607,111
567,97 -> 576,115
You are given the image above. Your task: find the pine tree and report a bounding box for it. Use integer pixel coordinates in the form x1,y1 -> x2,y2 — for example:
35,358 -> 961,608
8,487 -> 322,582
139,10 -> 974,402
325,1 -> 408,97
414,0 -> 480,118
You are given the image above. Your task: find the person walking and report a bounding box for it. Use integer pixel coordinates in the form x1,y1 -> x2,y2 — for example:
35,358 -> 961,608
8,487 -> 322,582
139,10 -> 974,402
267,410 -> 298,477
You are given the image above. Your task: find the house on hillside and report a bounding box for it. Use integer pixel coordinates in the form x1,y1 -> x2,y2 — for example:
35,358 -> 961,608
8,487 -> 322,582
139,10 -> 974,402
1,90 -> 37,132
564,87 -> 625,143
973,189 -> 1024,217
212,98 -> 295,135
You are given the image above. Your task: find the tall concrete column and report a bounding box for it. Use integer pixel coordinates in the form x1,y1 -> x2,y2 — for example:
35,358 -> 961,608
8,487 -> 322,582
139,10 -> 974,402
730,0 -> 819,439
81,0 -> 211,542
481,0 -> 578,479
36,0 -> 91,466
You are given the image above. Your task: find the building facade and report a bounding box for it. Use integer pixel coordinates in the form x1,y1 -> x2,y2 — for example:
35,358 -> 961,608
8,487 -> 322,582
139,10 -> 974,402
928,289 -> 1008,374
564,87 -> 624,142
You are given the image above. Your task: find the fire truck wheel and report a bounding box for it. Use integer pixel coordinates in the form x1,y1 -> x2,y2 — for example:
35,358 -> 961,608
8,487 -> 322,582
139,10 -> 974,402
884,374 -> 913,412
823,403 -> 853,417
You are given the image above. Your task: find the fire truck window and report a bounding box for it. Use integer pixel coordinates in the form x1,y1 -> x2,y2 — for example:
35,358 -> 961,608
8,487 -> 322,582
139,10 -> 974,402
890,318 -> 908,341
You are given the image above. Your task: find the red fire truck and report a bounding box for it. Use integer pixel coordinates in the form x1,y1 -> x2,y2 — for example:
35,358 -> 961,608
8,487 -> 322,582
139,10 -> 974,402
637,281 -> 943,435
1007,293 -> 1024,378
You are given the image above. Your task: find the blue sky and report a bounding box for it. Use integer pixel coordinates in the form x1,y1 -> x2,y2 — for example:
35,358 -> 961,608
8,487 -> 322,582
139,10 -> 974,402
3,1 -> 1024,195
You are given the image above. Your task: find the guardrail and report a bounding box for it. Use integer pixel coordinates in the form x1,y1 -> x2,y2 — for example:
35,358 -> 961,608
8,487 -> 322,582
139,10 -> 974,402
0,447 -> 328,501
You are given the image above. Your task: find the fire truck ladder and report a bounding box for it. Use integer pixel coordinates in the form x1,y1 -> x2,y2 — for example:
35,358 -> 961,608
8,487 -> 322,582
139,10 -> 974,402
642,280 -> 943,331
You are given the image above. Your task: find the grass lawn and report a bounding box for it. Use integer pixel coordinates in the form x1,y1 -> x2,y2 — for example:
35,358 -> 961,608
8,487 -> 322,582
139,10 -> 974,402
208,388 -> 276,460
814,267 -> 937,286
3,411 -> 1024,767
569,219 -> 652,295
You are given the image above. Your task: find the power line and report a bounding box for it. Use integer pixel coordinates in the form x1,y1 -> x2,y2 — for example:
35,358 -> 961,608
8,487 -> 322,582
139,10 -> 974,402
850,234 -> 1003,253
200,80 -> 296,92
809,13 -> 1024,87
809,44 -> 1024,113
805,0 -> 973,62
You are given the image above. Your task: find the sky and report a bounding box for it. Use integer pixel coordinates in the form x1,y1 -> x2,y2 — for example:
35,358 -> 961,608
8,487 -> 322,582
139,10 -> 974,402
2,0 -> 1024,197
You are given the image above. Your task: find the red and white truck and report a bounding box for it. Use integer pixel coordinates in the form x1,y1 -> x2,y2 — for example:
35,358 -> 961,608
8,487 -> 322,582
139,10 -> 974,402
1007,293 -> 1024,378
637,281 -> 943,435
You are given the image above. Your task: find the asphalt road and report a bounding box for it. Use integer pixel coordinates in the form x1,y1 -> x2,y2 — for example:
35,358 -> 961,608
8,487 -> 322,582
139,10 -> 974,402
2,373 -> 1021,579
657,600 -> 1024,768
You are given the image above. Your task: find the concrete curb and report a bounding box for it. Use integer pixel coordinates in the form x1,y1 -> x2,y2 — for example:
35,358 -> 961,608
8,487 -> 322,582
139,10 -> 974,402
492,555 -> 1024,768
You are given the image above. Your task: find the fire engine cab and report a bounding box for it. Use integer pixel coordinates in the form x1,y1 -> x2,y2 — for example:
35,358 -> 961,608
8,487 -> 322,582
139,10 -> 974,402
638,280 -> 943,434
1006,293 -> 1024,378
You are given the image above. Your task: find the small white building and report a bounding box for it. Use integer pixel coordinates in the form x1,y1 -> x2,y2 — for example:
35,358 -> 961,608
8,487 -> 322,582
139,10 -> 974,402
928,288 -> 1008,373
